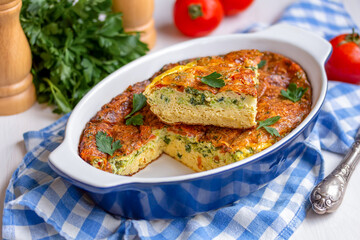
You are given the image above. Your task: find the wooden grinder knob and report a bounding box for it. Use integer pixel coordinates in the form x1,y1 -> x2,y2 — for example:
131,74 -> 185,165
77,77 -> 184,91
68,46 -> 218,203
0,0 -> 35,115
112,0 -> 156,49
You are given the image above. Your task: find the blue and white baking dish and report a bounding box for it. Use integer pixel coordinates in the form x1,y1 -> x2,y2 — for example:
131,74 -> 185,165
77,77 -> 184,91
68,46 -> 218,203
48,23 -> 331,220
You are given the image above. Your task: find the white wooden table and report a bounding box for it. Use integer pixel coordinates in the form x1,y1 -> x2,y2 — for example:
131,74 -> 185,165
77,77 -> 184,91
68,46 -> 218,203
1,0 -> 360,238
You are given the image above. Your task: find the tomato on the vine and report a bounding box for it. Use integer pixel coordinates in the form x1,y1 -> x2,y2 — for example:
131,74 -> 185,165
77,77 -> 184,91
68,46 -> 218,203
220,0 -> 254,16
325,29 -> 360,84
173,0 -> 224,37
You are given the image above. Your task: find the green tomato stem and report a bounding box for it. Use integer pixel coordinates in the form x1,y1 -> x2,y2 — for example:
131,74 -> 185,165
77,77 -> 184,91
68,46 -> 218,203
188,4 -> 203,20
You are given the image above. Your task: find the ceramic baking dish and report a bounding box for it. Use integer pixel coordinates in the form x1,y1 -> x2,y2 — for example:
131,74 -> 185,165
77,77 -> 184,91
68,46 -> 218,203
48,23 -> 331,219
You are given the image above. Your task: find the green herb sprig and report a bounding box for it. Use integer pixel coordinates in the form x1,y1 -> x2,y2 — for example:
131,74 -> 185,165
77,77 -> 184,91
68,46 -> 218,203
125,93 -> 147,118
96,131 -> 122,156
281,83 -> 308,103
257,116 -> 281,137
163,136 -> 171,144
126,114 -> 144,126
257,60 -> 266,69
125,93 -> 147,125
199,72 -> 225,88
21,0 -> 148,114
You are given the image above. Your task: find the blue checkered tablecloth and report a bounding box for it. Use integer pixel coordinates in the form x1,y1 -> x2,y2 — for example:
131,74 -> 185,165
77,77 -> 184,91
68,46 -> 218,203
3,0 -> 360,239
240,0 -> 359,40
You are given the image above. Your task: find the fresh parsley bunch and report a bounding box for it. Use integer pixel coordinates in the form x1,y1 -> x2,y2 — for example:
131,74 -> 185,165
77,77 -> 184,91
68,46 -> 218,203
21,0 -> 148,113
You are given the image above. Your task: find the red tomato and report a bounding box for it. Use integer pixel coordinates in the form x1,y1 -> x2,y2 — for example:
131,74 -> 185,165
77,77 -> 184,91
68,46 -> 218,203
325,29 -> 360,84
173,0 -> 224,37
220,0 -> 254,16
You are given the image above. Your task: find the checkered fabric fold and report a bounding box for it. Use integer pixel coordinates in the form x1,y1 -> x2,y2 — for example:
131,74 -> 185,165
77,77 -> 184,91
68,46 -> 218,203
278,0 -> 359,40
240,0 -> 359,40
3,0 -> 360,239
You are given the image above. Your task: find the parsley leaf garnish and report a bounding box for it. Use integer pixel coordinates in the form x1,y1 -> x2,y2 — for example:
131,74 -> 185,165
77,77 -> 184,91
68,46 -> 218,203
125,93 -> 146,126
281,83 -> 308,103
125,93 -> 147,119
96,131 -> 122,156
257,60 -> 266,69
20,0 -> 148,114
263,126 -> 280,137
257,116 -> 281,137
199,72 -> 225,88
126,114 -> 144,126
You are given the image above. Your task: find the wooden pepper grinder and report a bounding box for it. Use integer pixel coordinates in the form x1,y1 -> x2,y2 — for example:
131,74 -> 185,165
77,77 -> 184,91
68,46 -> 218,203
0,0 -> 35,115
112,0 -> 156,49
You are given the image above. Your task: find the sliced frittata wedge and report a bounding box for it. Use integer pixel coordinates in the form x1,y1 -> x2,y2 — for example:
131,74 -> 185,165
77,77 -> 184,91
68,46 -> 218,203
143,50 -> 262,129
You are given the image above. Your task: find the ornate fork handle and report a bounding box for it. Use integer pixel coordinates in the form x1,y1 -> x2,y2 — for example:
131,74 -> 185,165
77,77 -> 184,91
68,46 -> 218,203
310,140 -> 360,214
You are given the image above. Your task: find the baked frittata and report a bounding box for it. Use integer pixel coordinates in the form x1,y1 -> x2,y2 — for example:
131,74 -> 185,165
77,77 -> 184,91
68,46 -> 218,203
144,50 -> 262,129
79,51 -> 312,176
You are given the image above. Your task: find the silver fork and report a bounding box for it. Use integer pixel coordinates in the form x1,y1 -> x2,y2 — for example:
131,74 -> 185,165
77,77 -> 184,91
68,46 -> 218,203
310,128 -> 360,214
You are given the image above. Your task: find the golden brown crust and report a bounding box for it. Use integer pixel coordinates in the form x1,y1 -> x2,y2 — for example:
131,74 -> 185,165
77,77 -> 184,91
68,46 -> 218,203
78,51 -> 312,173
149,49 -> 262,96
